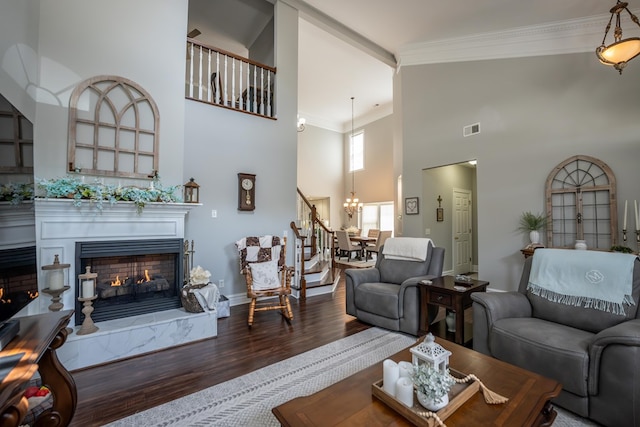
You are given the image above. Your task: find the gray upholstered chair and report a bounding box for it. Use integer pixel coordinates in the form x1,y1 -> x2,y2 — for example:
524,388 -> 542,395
472,249 -> 640,427
345,238 -> 444,336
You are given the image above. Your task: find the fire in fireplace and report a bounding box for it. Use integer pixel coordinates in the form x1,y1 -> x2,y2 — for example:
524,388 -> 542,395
74,239 -> 184,325
0,246 -> 39,323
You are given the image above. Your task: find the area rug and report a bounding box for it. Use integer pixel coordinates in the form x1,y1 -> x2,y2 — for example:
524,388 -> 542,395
106,327 -> 596,427
105,327 -> 415,426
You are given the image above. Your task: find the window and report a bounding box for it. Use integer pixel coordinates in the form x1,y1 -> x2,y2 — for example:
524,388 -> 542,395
349,131 -> 364,172
545,155 -> 617,249
0,94 -> 33,174
68,76 -> 160,179
361,202 -> 394,236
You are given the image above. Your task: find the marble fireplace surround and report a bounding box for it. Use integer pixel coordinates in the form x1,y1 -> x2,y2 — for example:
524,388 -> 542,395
26,198 -> 216,371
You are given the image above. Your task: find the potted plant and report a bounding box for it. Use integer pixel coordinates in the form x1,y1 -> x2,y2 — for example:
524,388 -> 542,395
411,363 -> 456,411
518,211 -> 547,245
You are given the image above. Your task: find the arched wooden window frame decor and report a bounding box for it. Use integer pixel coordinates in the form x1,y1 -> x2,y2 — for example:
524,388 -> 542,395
0,93 -> 33,174
545,155 -> 617,250
68,75 -> 160,179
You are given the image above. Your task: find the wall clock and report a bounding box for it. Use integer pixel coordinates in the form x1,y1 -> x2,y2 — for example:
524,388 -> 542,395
238,173 -> 256,211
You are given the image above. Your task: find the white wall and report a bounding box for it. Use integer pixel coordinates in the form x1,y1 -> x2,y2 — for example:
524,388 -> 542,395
32,0 -> 187,185
0,0 -> 39,121
398,52 -> 640,291
297,124 -> 343,228
343,114 -> 394,228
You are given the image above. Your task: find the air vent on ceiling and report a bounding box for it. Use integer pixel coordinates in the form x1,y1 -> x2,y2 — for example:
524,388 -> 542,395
463,122 -> 480,137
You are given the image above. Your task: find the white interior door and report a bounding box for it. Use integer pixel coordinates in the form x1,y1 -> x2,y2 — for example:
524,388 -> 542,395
453,189 -> 472,275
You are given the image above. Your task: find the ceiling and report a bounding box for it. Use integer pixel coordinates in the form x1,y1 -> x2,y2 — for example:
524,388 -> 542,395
189,0 -> 633,132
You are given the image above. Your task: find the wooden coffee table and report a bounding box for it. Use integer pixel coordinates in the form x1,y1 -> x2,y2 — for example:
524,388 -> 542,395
272,337 -> 561,426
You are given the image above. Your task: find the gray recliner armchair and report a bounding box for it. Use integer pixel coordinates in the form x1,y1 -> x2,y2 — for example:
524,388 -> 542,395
345,239 -> 444,336
472,249 -> 640,427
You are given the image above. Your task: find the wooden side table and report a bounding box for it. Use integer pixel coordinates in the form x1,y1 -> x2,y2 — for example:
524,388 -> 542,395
418,276 -> 489,345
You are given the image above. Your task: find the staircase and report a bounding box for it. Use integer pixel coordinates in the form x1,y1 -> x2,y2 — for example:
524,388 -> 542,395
289,189 -> 339,300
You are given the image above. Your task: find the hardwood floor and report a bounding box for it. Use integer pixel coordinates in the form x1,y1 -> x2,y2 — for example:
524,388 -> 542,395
69,268 -> 370,426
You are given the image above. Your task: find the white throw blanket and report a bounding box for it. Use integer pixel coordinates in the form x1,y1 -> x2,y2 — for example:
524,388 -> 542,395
192,283 -> 220,311
527,248 -> 637,315
382,237 -> 432,261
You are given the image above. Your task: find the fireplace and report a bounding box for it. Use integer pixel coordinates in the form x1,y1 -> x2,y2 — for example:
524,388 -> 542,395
0,246 -> 38,322
74,239 -> 184,325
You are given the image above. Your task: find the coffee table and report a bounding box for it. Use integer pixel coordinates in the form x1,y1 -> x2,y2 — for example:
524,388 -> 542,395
272,337 -> 561,426
418,276 -> 489,345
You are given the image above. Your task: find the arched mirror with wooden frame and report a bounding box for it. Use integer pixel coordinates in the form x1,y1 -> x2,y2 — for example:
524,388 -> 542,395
545,155 -> 617,250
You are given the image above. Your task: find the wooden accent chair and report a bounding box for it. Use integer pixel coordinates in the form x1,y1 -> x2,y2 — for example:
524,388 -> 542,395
235,235 -> 293,326
336,230 -> 362,261
366,230 -> 392,260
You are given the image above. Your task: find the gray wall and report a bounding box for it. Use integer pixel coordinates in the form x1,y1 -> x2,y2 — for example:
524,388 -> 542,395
399,52 -> 640,291
422,163 -> 477,272
183,1 -> 299,300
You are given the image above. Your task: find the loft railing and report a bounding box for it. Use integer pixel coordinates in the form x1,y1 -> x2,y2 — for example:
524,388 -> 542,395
186,38 -> 276,119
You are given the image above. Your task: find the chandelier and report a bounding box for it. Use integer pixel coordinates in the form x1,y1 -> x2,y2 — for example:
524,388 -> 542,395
344,96 -> 363,219
596,1 -> 640,74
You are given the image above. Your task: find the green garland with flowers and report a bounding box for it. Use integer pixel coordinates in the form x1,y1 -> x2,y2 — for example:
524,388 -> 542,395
37,176 -> 182,213
0,182 -> 35,204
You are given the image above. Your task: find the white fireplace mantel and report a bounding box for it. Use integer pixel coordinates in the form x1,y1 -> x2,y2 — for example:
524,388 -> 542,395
19,198 -> 215,371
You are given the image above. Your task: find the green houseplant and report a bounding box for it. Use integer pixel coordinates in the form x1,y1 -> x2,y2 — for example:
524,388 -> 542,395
518,211 -> 547,245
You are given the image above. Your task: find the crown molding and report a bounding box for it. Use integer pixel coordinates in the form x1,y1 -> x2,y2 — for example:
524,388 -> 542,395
397,12 -> 632,67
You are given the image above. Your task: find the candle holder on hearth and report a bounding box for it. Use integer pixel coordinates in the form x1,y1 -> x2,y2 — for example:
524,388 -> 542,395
42,254 -> 71,311
76,266 -> 99,335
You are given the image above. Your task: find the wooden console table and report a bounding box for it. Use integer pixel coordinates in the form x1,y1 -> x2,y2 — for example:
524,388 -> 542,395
0,310 -> 76,426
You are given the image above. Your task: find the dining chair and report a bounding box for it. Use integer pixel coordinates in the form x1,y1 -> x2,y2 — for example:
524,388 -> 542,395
366,230 -> 392,260
336,230 -> 362,260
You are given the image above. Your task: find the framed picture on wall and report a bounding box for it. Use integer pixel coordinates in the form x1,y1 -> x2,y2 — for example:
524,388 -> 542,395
405,197 -> 419,215
436,207 -> 444,222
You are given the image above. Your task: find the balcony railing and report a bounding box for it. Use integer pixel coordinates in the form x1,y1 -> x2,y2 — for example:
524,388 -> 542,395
186,38 -> 276,119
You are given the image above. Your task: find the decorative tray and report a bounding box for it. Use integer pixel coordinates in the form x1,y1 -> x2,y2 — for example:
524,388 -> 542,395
372,369 -> 479,427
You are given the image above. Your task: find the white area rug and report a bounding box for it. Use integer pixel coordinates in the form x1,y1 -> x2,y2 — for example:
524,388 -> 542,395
336,259 -> 376,268
106,327 -> 415,426
106,327 -> 596,427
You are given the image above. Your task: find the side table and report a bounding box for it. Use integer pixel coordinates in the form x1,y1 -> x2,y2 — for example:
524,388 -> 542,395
418,276 -> 489,345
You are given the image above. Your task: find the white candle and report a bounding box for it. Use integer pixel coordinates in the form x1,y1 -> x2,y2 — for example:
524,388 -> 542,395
396,377 -> 414,407
635,200 -> 639,231
82,280 -> 95,298
383,359 -> 399,397
398,361 -> 413,378
623,200 -> 628,230
50,269 -> 64,290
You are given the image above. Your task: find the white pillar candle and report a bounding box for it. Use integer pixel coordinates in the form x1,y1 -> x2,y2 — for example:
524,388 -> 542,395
396,377 -> 414,407
49,269 -> 64,290
398,361 -> 413,378
82,280 -> 95,298
382,359 -> 399,397
635,200 -> 639,231
623,200 -> 628,230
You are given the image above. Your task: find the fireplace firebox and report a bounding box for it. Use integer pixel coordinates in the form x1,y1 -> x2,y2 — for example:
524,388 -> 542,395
74,239 -> 183,325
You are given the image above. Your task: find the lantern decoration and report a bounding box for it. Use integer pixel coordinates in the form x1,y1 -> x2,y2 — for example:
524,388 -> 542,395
41,254 -> 71,311
184,177 -> 200,203
410,332 -> 452,374
77,266 -> 99,335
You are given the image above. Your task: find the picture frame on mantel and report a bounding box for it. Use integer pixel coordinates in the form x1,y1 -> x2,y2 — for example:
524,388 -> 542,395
405,197 -> 419,215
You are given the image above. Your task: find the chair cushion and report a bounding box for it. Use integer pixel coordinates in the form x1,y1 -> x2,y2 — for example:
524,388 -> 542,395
490,317 -> 593,397
354,282 -> 400,319
249,260 -> 280,290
